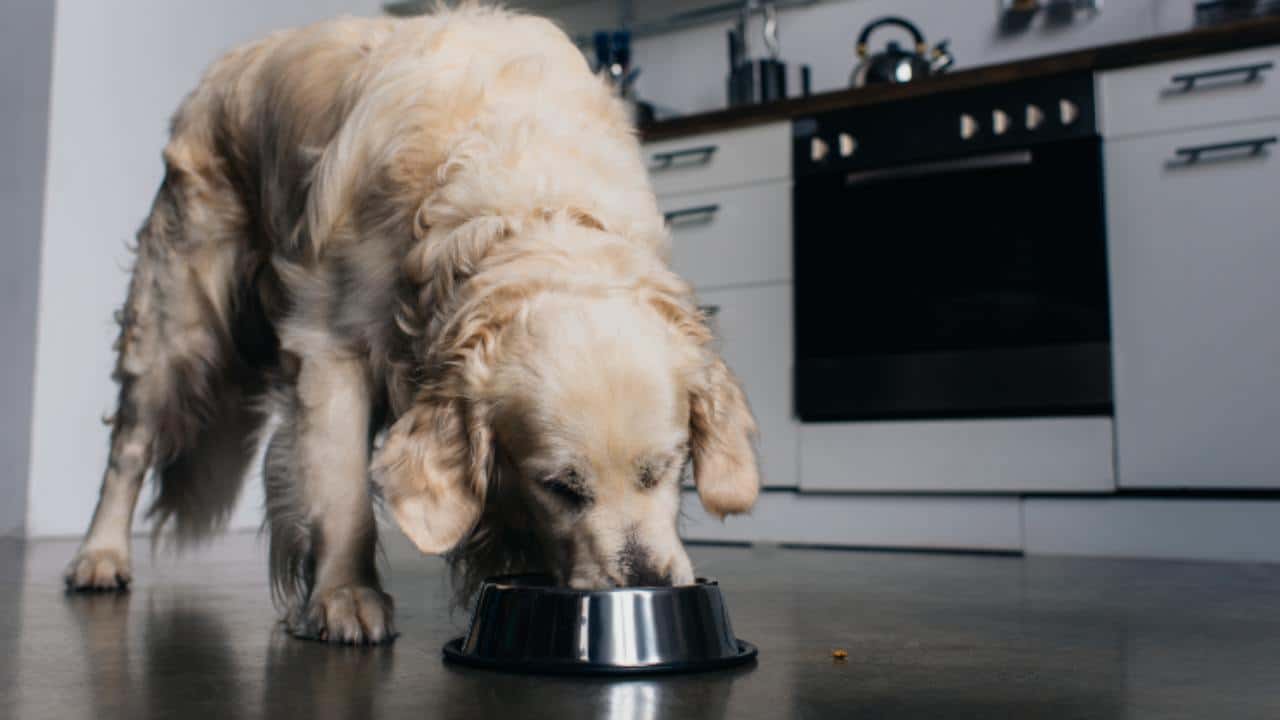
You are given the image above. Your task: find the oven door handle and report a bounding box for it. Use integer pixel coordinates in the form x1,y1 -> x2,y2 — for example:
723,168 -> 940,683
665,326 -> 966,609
844,150 -> 1033,187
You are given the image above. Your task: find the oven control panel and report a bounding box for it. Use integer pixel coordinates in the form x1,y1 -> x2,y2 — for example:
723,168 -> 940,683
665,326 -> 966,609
793,72 -> 1097,177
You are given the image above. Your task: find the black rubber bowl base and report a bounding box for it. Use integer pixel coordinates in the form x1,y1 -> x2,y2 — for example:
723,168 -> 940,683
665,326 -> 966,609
442,638 -> 758,676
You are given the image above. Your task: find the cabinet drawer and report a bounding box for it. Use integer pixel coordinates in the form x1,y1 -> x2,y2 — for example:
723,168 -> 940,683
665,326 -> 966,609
1105,120 -> 1280,488
662,181 -> 791,290
1100,45 -> 1280,139
697,283 -> 797,489
645,122 -> 791,196
799,417 -> 1114,493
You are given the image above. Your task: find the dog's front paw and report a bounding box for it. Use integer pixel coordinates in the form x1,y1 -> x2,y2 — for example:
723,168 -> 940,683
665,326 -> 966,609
289,585 -> 397,645
64,548 -> 132,592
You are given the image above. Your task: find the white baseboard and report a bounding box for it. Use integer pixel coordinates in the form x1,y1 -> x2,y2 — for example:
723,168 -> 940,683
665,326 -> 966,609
680,490 -> 1023,552
800,416 -> 1115,493
1023,497 -> 1280,564
683,490 -> 1280,565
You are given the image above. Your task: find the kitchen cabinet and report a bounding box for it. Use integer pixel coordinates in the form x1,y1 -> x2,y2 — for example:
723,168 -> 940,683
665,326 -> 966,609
660,180 -> 792,289
698,284 -> 798,489
1105,119 -> 1280,488
644,122 -> 791,197
637,31 -> 1280,558
648,123 -> 797,491
1099,45 -> 1280,139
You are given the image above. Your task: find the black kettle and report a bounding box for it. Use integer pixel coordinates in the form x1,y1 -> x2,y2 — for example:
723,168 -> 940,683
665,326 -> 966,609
850,16 -> 953,87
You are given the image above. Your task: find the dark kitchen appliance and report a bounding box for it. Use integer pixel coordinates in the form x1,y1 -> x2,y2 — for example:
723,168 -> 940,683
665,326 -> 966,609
793,72 -> 1111,421
850,16 -> 953,87
729,1 -> 810,106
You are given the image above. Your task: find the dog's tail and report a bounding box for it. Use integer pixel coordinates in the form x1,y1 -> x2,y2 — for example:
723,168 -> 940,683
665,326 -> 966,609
146,385 -> 269,546
144,255 -> 282,548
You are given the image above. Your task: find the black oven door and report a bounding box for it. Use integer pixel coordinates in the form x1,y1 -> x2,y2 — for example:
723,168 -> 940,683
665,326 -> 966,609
794,137 -> 1112,422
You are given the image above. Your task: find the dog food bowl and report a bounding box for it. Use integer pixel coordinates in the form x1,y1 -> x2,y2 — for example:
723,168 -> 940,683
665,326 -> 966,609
442,574 -> 757,675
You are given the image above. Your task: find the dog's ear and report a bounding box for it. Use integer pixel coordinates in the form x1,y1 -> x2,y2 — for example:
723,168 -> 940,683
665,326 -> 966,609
371,397 -> 492,555
688,357 -> 760,518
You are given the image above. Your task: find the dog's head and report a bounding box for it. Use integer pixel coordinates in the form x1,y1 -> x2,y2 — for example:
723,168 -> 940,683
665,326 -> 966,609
372,223 -> 758,591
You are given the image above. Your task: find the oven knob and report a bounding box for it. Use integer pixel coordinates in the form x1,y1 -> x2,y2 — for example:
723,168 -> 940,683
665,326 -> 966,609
810,136 -> 830,162
1026,103 -> 1045,130
992,109 -> 1011,136
1059,98 -> 1080,126
960,113 -> 979,140
838,132 -> 857,157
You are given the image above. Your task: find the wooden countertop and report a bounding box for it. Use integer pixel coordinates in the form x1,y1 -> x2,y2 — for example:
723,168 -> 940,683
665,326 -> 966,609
640,15 -> 1280,142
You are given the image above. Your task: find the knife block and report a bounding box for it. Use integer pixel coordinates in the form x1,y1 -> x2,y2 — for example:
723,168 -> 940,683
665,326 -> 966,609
728,58 -> 787,107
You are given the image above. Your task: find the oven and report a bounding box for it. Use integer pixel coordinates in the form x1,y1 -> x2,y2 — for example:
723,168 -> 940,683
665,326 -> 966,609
793,73 -> 1112,421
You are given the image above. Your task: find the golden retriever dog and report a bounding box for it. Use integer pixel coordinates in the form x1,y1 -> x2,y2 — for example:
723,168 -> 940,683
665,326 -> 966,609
64,4 -> 760,644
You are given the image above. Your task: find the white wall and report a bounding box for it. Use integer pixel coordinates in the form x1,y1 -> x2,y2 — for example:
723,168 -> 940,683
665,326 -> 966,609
617,0 -> 1194,115
27,0 -> 383,538
0,0 -> 56,537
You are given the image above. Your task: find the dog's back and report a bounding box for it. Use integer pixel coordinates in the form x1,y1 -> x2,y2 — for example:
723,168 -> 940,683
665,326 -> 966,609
168,8 -> 650,256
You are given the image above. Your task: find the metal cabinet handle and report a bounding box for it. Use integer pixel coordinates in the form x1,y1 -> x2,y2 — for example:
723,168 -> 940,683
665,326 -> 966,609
649,145 -> 718,171
663,204 -> 720,225
698,304 -> 721,317
1170,136 -> 1277,166
1168,61 -> 1273,93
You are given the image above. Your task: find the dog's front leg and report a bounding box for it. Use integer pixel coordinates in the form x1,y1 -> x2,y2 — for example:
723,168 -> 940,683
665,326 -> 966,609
269,353 -> 394,644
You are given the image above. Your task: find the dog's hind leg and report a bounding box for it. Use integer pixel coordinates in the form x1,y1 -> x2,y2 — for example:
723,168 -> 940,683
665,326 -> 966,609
66,161 -> 251,591
265,349 -> 393,644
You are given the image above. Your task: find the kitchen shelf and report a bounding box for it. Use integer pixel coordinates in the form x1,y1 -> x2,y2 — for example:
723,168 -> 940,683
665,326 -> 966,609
610,0 -> 823,41
384,0 -> 831,42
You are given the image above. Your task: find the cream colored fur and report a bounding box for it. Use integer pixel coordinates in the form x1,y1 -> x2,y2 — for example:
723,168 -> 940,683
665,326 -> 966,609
65,4 -> 759,644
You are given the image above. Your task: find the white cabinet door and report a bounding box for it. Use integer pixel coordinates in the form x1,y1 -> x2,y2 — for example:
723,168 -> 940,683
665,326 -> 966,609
661,180 -> 791,290
1106,119 -> 1280,488
645,122 -> 791,197
1099,45 -> 1280,139
697,283 -> 797,489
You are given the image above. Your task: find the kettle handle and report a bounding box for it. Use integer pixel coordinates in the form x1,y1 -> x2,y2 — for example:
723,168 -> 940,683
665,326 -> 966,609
856,16 -> 927,58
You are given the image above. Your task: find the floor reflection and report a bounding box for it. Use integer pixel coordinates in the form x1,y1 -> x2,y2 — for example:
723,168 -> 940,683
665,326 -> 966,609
60,586 -> 399,719
260,629 -> 395,720
141,594 -> 245,719
602,680 -> 664,720
62,590 -> 140,719
435,661 -> 756,720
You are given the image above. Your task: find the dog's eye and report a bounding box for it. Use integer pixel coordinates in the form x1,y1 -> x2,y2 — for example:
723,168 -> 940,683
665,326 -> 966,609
541,472 -> 589,509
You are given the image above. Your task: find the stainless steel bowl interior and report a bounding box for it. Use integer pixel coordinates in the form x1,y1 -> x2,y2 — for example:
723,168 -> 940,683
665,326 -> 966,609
456,574 -> 748,670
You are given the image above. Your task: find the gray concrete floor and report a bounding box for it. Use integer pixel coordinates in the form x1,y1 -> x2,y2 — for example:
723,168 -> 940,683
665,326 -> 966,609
2,533 -> 1278,719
